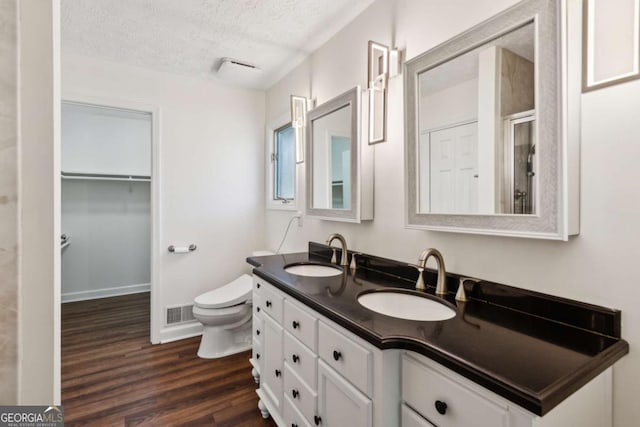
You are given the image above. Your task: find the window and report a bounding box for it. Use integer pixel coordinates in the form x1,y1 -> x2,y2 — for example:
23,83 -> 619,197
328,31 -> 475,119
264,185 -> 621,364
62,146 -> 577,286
274,123 -> 295,201
267,117 -> 296,210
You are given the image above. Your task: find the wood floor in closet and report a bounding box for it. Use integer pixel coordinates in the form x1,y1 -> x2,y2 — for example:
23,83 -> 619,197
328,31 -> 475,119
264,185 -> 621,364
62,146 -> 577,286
62,292 -> 276,426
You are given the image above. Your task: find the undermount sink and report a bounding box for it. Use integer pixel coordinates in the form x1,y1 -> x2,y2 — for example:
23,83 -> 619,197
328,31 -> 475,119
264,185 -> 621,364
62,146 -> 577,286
357,289 -> 456,321
284,263 -> 343,277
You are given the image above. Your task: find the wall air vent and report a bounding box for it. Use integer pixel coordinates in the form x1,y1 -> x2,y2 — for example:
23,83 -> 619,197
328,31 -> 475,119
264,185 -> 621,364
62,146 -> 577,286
181,305 -> 195,322
166,304 -> 196,325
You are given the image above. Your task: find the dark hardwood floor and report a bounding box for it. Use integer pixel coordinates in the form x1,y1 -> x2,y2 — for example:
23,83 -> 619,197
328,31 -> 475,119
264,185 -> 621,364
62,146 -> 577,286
62,292 -> 276,427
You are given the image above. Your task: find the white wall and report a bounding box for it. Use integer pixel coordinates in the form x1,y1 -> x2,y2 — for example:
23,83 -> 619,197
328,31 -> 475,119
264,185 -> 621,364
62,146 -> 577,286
61,102 -> 152,176
18,0 -> 61,404
61,181 -> 151,301
477,46 -> 499,213
264,0 -> 640,425
419,78 -> 478,131
62,53 -> 266,342
0,0 -> 18,405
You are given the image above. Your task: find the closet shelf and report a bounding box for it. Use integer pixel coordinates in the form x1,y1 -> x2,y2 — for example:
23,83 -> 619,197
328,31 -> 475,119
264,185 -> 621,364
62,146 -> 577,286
61,172 -> 151,182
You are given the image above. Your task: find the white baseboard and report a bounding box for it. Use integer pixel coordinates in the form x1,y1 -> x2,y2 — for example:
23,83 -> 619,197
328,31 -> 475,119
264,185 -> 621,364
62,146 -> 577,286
61,283 -> 150,303
159,322 -> 203,344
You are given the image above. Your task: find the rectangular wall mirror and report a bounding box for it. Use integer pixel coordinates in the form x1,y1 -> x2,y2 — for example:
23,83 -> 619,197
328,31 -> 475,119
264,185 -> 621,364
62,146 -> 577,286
405,0 -> 579,239
306,86 -> 373,222
416,21 -> 535,215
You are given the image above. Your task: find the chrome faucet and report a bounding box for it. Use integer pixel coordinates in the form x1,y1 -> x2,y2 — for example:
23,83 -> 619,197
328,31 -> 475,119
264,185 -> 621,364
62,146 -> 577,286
416,248 -> 447,296
326,233 -> 349,266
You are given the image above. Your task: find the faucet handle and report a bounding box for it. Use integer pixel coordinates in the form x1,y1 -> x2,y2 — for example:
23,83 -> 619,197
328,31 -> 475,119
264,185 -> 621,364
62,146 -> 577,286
408,264 -> 426,290
349,253 -> 358,270
456,277 -> 481,302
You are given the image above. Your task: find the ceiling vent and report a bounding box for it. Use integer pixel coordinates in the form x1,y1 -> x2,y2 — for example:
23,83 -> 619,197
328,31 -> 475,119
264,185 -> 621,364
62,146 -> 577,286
216,58 -> 262,85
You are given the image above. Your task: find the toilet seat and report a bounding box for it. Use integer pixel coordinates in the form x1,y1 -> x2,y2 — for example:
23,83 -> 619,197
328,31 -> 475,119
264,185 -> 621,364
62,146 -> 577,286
194,274 -> 252,309
192,303 -> 251,327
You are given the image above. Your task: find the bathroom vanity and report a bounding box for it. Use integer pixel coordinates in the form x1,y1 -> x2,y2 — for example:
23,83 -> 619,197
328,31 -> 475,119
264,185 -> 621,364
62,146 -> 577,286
247,244 -> 628,427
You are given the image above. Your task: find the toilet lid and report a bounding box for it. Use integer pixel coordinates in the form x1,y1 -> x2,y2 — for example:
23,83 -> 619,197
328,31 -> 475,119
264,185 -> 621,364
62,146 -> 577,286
194,274 -> 253,309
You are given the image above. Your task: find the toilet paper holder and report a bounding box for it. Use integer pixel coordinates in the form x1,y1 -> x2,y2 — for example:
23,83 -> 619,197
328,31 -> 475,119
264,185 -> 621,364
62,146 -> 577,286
168,244 -> 197,253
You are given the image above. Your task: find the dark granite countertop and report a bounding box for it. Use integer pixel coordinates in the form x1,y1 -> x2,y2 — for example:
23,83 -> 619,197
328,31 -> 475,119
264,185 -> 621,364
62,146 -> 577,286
247,244 -> 628,416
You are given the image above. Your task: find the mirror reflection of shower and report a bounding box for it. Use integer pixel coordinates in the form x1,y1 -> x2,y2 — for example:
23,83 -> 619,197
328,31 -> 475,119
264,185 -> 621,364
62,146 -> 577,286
510,114 -> 535,214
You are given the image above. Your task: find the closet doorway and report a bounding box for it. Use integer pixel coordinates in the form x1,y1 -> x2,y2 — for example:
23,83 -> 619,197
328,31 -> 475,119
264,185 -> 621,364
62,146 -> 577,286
60,99 -> 160,343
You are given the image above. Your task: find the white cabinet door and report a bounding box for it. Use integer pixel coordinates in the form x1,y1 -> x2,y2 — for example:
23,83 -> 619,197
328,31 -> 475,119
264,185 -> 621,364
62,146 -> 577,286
317,360 -> 372,427
262,313 -> 284,413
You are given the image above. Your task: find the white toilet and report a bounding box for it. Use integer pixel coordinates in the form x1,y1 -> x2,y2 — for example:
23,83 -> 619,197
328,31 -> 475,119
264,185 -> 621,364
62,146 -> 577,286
193,274 -> 253,359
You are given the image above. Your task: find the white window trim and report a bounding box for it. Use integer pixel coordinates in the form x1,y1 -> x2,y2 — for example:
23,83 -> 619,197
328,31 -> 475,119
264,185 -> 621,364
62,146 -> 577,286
266,112 -> 297,211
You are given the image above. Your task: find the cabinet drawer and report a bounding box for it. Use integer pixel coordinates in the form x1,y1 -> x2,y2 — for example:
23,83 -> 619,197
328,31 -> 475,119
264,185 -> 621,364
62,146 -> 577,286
318,321 -> 372,397
284,362 -> 317,425
284,330 -> 317,389
402,354 -> 508,427
253,314 -> 264,345
284,299 -> 318,352
261,283 -> 284,324
284,395 -> 313,427
402,404 -> 435,427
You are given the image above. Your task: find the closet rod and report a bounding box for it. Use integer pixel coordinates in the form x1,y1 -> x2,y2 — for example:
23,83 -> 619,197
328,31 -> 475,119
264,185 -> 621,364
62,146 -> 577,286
61,172 -> 151,182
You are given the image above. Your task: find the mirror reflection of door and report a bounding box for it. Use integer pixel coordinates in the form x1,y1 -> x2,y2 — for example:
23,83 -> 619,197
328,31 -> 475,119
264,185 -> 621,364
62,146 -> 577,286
330,135 -> 351,209
504,114 -> 535,214
311,104 -> 352,210
419,122 -> 478,213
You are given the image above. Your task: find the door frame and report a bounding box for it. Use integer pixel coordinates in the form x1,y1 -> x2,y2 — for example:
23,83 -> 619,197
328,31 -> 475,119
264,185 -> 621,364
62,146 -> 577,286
61,92 -> 163,344
502,110 -> 536,215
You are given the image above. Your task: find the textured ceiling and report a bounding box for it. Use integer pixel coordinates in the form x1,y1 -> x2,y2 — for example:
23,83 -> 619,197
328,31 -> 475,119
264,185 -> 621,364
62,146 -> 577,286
61,0 -> 375,89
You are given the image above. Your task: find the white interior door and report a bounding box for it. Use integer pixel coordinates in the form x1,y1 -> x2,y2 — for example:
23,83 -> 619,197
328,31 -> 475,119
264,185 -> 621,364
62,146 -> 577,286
454,123 -> 479,213
429,122 -> 478,213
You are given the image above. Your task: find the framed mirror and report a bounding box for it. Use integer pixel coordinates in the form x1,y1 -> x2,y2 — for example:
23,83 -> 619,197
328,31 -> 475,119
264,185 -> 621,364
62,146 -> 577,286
306,86 -> 373,222
405,0 -> 579,239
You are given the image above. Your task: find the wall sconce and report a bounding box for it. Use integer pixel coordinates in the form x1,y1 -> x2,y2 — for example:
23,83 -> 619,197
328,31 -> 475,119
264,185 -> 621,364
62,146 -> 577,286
368,41 -> 389,144
582,0 -> 640,92
290,95 -> 308,163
